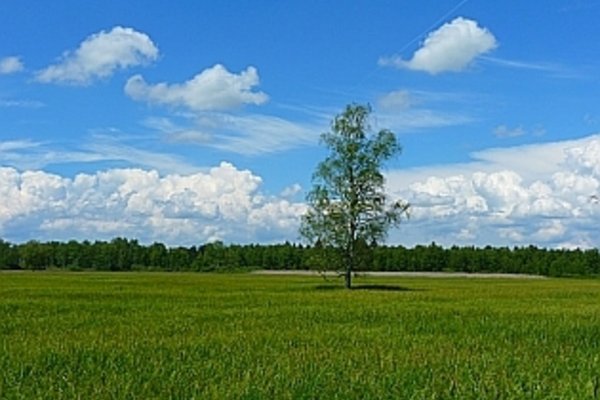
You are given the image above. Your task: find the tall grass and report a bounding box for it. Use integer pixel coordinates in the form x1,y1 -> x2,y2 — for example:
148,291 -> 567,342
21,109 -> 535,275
1,272 -> 599,399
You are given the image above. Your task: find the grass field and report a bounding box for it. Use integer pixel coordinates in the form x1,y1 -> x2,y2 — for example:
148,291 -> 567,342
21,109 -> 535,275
1,272 -> 600,399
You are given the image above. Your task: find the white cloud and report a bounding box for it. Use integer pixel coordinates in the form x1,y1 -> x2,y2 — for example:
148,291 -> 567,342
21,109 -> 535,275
0,99 -> 44,108
480,57 -> 553,71
84,136 -> 199,174
380,17 -> 497,74
0,135 -> 199,175
374,88 -> 475,132
128,65 -> 318,155
388,137 -> 588,190
377,90 -> 415,111
0,163 -> 306,245
166,130 -> 213,144
480,56 -> 576,78
0,56 -> 24,74
0,139 -> 41,152
146,113 -> 319,155
494,125 -> 525,138
209,113 -> 318,154
125,64 -> 268,111
281,183 -> 302,198
534,220 -> 566,242
376,109 -> 473,132
387,134 -> 600,248
494,124 -> 545,139
36,26 -> 159,85
7,134 -> 600,248
564,138 -> 600,176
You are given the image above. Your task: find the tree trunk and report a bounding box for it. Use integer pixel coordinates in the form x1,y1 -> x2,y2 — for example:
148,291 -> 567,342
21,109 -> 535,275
345,240 -> 354,289
345,267 -> 352,289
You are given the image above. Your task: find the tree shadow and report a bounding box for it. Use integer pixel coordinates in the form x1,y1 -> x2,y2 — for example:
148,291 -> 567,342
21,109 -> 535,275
352,284 -> 417,292
315,284 -> 421,292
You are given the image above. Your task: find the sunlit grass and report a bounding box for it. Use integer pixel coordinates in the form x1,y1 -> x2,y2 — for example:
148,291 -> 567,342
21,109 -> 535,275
1,272 -> 599,399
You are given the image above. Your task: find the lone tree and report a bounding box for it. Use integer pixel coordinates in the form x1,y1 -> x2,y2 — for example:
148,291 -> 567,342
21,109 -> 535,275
300,104 -> 409,288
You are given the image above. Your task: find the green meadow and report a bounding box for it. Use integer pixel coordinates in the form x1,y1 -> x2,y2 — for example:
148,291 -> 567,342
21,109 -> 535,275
1,272 -> 600,399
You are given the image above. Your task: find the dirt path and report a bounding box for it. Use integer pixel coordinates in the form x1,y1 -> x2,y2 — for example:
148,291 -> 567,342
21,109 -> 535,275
251,270 -> 547,279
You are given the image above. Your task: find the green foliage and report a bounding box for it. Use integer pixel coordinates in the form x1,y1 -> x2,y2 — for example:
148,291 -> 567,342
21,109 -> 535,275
300,104 -> 409,287
0,239 -> 19,269
1,237 -> 600,277
1,272 -> 600,398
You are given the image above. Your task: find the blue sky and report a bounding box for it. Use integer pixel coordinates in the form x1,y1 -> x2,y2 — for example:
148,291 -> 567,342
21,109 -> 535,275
2,0 -> 600,247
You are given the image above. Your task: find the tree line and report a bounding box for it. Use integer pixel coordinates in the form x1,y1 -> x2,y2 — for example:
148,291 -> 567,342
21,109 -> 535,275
1,238 -> 599,277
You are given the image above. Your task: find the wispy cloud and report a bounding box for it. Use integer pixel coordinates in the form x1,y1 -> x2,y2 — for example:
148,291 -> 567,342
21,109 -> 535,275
84,134 -> 200,174
0,99 -> 45,108
374,88 -> 475,132
377,90 -> 415,111
480,56 -> 584,79
493,124 -> 545,139
376,109 -> 473,132
0,134 -> 201,175
210,113 -> 320,154
0,56 -> 24,74
147,113 -> 321,155
143,117 -> 212,144
0,139 -> 102,170
0,139 -> 42,152
481,56 -> 561,72
126,63 -> 318,155
493,125 -> 525,138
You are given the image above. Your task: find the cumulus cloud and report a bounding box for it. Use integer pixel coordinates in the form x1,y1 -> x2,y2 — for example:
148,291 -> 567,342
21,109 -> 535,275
564,138 -> 600,176
125,64 -> 268,111
36,26 -> 159,85
388,134 -> 600,248
0,56 -> 24,74
125,64 -> 319,155
380,17 -> 497,74
9,132 -> 600,248
0,163 -> 306,245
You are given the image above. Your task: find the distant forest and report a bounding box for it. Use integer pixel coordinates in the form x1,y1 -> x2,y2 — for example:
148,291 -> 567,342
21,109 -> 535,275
1,238 -> 599,277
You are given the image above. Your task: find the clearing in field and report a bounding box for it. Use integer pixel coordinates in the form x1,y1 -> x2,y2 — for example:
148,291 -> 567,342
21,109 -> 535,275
1,272 -> 599,399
